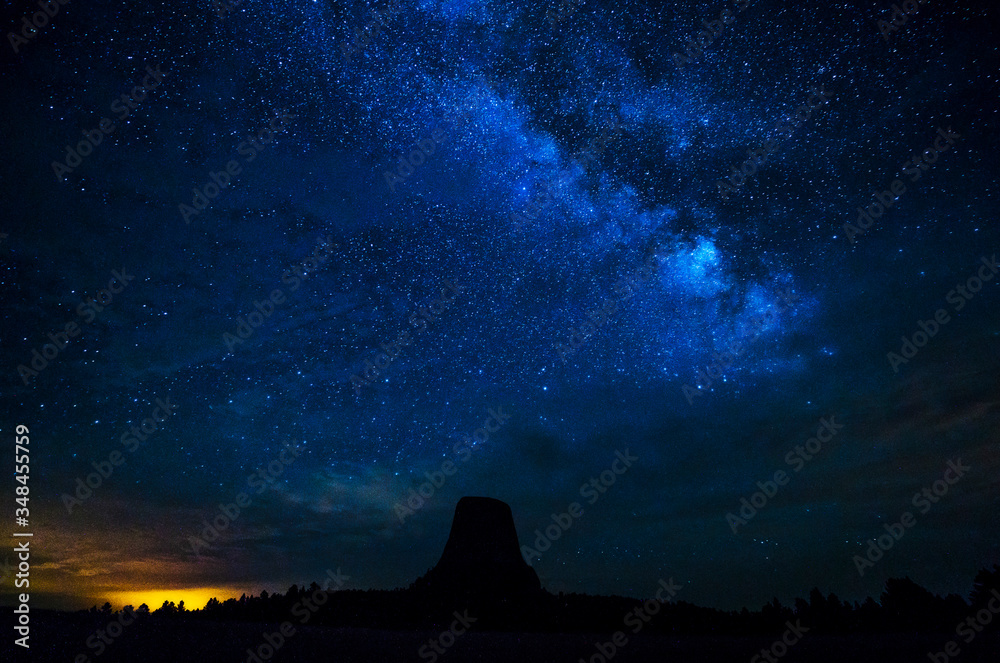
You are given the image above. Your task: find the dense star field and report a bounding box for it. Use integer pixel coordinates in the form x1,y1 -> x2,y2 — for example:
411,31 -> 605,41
0,0 -> 998,617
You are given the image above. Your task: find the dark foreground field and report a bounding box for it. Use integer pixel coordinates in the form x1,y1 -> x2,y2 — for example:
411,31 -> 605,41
4,613 -> 1000,663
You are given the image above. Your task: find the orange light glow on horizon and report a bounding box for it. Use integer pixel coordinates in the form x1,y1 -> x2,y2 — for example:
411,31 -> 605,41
103,587 -> 245,611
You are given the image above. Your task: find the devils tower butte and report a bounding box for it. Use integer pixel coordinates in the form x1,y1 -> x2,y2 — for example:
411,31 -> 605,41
415,496 -> 542,604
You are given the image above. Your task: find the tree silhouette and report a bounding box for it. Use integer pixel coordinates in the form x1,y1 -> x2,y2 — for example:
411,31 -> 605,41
970,564 -> 1000,607
70,564 -> 1000,636
154,600 -> 177,616
880,576 -> 939,630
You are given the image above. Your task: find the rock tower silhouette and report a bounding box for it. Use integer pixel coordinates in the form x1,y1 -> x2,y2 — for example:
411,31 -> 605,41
411,496 -> 545,626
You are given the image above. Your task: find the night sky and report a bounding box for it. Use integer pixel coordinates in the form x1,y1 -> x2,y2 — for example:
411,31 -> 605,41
1,0 -> 998,613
